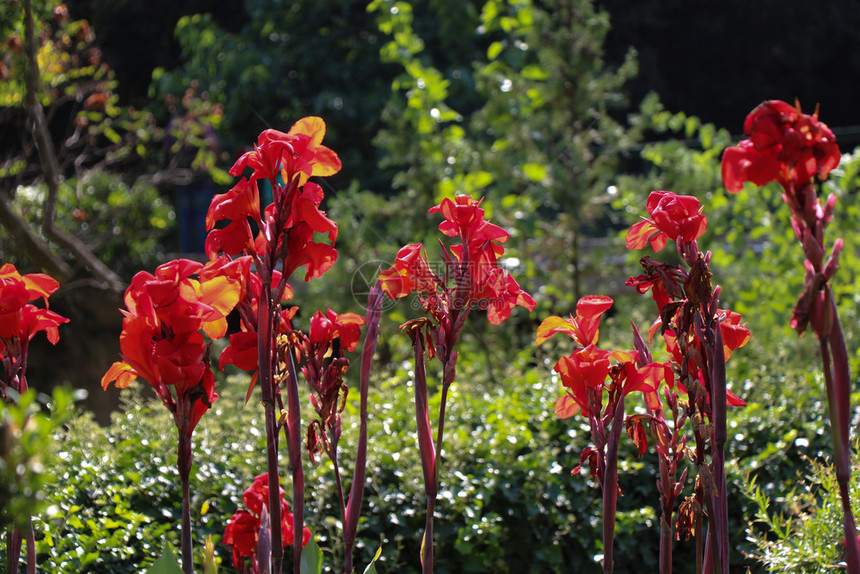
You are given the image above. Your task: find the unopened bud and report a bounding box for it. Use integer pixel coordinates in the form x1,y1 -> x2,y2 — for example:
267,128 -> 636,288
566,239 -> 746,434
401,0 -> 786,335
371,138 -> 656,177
823,193 -> 837,226
803,232 -> 826,270
823,238 -> 843,280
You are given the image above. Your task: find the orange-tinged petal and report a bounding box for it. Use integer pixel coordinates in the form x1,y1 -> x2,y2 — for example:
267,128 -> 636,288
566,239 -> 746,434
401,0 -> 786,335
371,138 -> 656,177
378,267 -> 414,300
288,116 -> 326,148
199,274 -> 242,319
536,315 -> 574,345
202,316 -> 229,340
102,361 -> 137,390
625,219 -> 658,250
308,144 -> 341,178
0,264 -> 60,302
609,349 -> 637,364
643,390 -> 662,411
287,116 -> 342,178
554,394 -> 580,419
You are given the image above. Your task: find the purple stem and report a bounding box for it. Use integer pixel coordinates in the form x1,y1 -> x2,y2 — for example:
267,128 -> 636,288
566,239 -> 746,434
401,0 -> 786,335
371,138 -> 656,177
411,332 -> 437,573
25,523 -> 34,574
257,505 -> 272,574
821,294 -> 860,573
284,344 -> 306,574
257,289 -> 284,574
632,322 -> 675,574
602,393 -> 626,574
6,527 -> 21,574
710,324 -> 728,574
177,429 -> 194,574
343,284 -> 383,574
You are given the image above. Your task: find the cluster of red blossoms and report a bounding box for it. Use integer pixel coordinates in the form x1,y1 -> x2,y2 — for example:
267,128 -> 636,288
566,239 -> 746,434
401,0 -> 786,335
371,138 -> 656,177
101,258 -> 242,434
721,100 -> 843,337
295,308 -> 366,462
379,195 -> 535,325
205,117 -> 345,388
537,295 -> 671,423
223,474 -> 311,573
204,117 -> 341,281
540,189 -> 751,466
625,190 -> 707,253
624,191 -> 750,406
721,99 -> 840,196
0,264 -> 68,394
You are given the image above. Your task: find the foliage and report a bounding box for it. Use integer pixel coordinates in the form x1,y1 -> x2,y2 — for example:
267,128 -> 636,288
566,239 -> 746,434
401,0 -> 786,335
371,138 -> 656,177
0,353 -> 663,573
369,0 -> 645,304
18,384 -> 268,573
743,450 -> 860,573
0,169 -> 174,278
149,0 -> 395,191
0,387 -> 77,532
0,1 -> 223,188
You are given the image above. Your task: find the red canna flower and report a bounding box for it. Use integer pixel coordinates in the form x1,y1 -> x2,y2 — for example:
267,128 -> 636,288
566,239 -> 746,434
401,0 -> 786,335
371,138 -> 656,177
220,331 -> 261,373
378,244 -> 438,301
223,509 -> 259,571
486,273 -> 535,326
536,295 -> 614,346
661,328 -> 747,408
309,309 -> 366,353
625,191 -> 708,251
0,264 -> 67,343
0,264 -> 68,393
717,309 -> 751,360
556,344 -> 613,390
428,195 -> 509,246
721,99 -> 840,193
229,118 -> 341,185
206,118 -> 341,288
102,258 -> 242,434
625,361 -> 674,412
223,473 -> 312,572
380,195 -> 534,325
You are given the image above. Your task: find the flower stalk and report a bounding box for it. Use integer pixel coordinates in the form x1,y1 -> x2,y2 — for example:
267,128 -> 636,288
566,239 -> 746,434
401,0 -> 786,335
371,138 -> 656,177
721,99 -> 859,571
0,265 -> 67,574
343,283 -> 383,574
282,341 -> 305,574
380,195 -> 534,572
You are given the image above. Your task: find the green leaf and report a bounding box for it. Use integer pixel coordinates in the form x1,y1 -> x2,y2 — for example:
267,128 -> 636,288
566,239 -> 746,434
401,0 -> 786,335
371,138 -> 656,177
363,545 -> 383,574
300,536 -> 323,574
146,547 -> 184,574
522,162 -> 547,182
521,64 -> 549,81
487,41 -> 504,60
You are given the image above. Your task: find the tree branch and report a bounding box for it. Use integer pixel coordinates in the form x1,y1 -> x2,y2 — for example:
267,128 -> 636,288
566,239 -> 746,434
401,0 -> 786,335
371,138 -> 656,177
22,0 -> 124,292
0,191 -> 72,280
